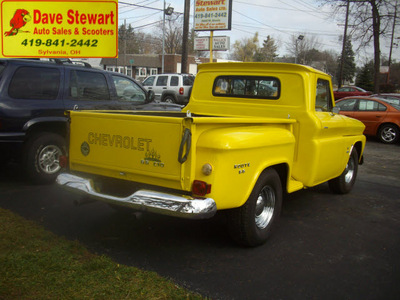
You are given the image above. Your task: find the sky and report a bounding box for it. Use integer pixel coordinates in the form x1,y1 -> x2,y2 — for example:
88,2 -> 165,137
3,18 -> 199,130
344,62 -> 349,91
118,0 -> 400,66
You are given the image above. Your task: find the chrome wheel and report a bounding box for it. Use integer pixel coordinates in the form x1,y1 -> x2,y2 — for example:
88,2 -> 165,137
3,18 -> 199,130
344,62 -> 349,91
255,186 -> 276,229
227,168 -> 282,246
37,144 -> 63,174
328,148 -> 359,194
380,126 -> 397,143
344,155 -> 355,183
163,96 -> 174,103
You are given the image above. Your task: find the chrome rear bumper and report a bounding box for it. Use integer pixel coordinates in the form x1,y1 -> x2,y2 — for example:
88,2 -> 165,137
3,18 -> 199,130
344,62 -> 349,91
56,173 -> 217,219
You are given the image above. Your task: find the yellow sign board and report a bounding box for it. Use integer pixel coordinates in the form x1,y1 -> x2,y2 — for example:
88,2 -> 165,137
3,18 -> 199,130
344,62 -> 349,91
1,0 -> 118,58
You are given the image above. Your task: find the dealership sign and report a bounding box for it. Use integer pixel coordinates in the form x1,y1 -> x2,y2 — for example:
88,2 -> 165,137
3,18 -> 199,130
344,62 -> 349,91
194,0 -> 232,31
0,0 -> 118,58
194,36 -> 230,51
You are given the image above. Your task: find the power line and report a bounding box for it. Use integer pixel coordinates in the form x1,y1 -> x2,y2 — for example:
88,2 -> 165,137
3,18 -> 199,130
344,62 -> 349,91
234,0 -> 330,17
119,1 -> 163,11
121,11 -> 160,22
233,9 -> 290,36
119,0 -> 160,14
277,0 -> 329,19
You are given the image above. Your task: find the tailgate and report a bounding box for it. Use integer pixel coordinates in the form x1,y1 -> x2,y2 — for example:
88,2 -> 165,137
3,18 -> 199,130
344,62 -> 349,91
68,111 -> 191,190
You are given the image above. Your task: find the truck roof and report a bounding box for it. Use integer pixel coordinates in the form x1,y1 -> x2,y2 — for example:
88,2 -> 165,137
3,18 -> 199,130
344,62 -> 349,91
197,62 -> 329,77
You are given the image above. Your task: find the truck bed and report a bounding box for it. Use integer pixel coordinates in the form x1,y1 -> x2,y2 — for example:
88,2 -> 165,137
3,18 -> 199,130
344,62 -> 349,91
67,110 -> 295,192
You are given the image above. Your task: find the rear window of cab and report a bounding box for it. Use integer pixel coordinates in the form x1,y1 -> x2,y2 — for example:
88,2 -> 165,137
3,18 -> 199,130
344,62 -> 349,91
213,76 -> 280,99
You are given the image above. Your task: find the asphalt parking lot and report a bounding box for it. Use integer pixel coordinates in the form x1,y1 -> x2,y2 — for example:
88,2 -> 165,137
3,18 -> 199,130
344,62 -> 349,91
1,138 -> 399,299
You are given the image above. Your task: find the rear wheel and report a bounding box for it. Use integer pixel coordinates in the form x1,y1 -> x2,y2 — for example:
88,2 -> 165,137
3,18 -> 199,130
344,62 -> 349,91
328,148 -> 358,194
227,168 -> 282,247
24,133 -> 66,184
163,96 -> 175,103
378,124 -> 399,144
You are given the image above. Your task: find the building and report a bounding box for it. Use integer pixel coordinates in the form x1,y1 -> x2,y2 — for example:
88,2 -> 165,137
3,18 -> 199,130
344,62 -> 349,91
101,54 -> 212,82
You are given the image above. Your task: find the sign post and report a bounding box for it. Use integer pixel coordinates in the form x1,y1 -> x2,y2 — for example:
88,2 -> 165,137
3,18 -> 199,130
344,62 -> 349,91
193,0 -> 232,62
210,31 -> 213,63
0,0 -> 118,58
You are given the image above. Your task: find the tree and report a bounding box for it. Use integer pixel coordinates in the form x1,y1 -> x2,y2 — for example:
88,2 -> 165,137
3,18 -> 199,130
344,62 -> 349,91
152,14 -> 183,54
118,24 -> 138,54
118,24 -> 157,55
387,61 -> 400,90
229,32 -> 259,62
286,34 -> 321,64
254,36 -> 278,62
336,39 -> 356,85
356,60 -> 374,91
321,0 -> 399,93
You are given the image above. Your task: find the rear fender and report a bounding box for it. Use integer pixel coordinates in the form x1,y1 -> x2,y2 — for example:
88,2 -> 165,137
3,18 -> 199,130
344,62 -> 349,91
195,125 -> 296,209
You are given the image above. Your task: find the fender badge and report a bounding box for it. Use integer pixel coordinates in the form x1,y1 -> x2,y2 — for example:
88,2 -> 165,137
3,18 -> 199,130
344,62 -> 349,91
81,141 -> 90,156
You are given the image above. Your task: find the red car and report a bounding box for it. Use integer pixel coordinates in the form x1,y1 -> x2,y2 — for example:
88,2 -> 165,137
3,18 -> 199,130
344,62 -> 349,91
371,93 -> 400,106
333,86 -> 372,100
335,96 -> 400,144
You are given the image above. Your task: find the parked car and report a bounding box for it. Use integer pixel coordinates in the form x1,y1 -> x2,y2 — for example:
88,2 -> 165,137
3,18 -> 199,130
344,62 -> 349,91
333,86 -> 372,100
371,93 -> 400,105
336,96 -> 400,144
0,58 -> 182,184
141,73 -> 195,104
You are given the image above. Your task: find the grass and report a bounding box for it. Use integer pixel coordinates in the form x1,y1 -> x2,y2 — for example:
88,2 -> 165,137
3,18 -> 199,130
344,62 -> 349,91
0,208 -> 204,299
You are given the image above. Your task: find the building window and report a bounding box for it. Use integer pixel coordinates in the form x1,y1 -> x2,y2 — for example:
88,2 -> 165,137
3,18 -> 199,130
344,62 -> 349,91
150,68 -> 158,75
136,67 -> 146,77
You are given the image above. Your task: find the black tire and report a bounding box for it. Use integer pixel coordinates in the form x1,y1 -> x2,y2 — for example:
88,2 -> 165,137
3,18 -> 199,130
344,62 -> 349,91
163,96 -> 175,103
227,168 -> 282,247
24,133 -> 66,184
378,124 -> 399,144
328,148 -> 358,194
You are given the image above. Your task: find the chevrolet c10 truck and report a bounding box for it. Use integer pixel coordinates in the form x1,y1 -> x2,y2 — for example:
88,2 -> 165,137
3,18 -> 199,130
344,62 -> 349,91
57,63 -> 366,246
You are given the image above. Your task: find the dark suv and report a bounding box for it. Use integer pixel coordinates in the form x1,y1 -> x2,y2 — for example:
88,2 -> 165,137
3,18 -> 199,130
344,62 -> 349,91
0,58 -> 181,184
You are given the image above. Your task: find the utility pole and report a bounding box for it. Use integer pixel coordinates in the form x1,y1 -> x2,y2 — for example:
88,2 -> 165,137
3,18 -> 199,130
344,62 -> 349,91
338,0 -> 350,88
181,0 -> 190,73
162,0 -> 166,73
162,1 -> 174,73
387,0 -> 398,84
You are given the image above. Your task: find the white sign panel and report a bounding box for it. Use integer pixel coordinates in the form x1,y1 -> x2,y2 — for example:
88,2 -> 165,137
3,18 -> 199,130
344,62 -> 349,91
194,37 -> 210,51
194,0 -> 232,31
194,36 -> 230,51
213,36 -> 230,50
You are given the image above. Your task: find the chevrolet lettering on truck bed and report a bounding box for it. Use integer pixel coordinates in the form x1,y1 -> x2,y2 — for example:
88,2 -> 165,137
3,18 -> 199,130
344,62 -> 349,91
57,63 -> 366,246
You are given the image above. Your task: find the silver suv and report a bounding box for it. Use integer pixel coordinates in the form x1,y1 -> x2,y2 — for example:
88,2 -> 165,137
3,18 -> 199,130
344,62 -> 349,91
142,73 -> 195,104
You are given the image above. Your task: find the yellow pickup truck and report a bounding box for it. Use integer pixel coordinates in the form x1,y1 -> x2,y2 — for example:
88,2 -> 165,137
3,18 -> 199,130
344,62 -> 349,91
57,63 -> 366,246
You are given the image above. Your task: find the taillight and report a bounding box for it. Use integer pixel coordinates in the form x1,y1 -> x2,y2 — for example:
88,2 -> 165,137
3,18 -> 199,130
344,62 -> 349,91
59,155 -> 68,168
179,87 -> 184,95
192,180 -> 211,196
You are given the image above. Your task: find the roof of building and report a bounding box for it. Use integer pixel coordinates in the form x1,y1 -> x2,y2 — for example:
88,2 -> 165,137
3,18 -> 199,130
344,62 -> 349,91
101,54 -> 161,68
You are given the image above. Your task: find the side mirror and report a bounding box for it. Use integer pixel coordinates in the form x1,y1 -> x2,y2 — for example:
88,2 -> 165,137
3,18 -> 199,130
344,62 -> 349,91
147,90 -> 155,103
332,106 -> 340,114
